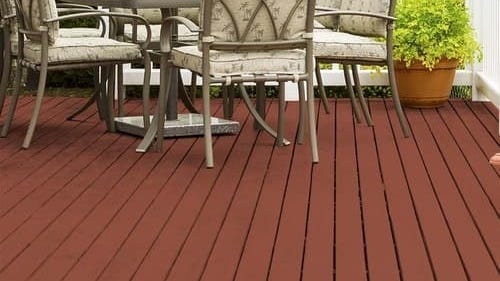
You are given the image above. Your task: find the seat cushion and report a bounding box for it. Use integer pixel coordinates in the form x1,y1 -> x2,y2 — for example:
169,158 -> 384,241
124,24 -> 198,43
7,28 -> 102,56
24,37 -> 142,64
313,30 -> 386,61
59,27 -> 102,38
171,45 -> 305,77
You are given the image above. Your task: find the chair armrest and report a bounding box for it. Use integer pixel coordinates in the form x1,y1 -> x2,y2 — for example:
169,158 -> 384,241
159,16 -> 200,53
44,11 -> 152,49
56,3 -> 96,10
315,10 -> 396,22
315,6 -> 338,12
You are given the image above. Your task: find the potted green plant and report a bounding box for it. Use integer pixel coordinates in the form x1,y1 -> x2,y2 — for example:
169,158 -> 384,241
393,0 -> 481,108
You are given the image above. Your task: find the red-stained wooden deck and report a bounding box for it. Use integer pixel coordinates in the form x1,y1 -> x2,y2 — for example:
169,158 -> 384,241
0,97 -> 498,281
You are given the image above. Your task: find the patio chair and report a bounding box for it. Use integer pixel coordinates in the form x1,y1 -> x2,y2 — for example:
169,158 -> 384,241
154,0 -> 319,168
109,7 -> 201,116
314,0 -> 411,137
0,0 -> 106,115
0,0 -> 152,149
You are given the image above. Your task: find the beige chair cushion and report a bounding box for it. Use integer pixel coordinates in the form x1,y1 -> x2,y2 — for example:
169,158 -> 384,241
171,45 -> 305,77
112,8 -> 163,24
20,0 -> 59,44
7,28 -> 102,57
59,27 -> 102,38
124,24 -> 198,43
24,37 -> 142,64
206,0 -> 308,42
339,0 -> 389,37
313,30 -> 386,61
315,0 -> 342,29
111,8 -> 200,25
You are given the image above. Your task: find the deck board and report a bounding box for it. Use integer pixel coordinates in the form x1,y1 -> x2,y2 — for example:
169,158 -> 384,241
0,97 -> 498,281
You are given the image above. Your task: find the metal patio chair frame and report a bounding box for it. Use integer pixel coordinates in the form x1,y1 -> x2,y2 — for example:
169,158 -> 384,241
152,0 -> 319,168
314,0 -> 410,137
1,0 -> 152,148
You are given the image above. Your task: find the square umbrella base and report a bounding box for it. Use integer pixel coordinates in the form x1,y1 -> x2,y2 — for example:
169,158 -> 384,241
114,113 -> 240,138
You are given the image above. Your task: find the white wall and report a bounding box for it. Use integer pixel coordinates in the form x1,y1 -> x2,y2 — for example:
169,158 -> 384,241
470,0 -> 500,109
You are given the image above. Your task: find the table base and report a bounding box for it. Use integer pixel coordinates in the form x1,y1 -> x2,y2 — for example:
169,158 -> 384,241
114,113 -> 240,138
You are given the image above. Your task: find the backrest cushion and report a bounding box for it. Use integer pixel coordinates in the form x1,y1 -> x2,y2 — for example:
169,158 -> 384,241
20,0 -> 59,44
203,0 -> 311,43
1,0 -> 19,42
315,0 -> 341,29
339,0 -> 389,37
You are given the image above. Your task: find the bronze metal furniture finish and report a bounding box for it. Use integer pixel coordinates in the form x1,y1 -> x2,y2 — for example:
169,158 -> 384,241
0,0 -> 106,116
0,0 -> 152,148
149,0 -> 319,168
314,0 -> 410,137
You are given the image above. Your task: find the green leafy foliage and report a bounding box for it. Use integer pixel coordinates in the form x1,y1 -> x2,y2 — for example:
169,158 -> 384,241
393,0 -> 482,69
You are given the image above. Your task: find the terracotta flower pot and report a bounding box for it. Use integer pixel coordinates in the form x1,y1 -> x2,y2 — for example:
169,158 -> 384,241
394,59 -> 459,108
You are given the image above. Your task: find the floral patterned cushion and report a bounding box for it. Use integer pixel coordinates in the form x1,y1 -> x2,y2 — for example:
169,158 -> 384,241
315,0 -> 342,29
171,45 -> 305,77
23,37 -> 142,64
20,0 -> 59,44
313,30 -> 386,60
205,0 -> 308,42
339,0 -> 389,37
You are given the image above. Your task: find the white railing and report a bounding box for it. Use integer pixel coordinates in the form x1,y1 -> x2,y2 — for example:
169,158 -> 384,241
120,2 -> 499,107
470,0 -> 500,109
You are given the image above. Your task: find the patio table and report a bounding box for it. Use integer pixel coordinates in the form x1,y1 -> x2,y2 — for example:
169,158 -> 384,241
64,0 -> 240,151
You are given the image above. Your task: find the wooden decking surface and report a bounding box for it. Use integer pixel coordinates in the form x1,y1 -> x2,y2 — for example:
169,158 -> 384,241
0,97 -> 498,281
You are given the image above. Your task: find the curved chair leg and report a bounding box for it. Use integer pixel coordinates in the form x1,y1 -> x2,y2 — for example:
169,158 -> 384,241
22,64 -> 48,148
351,64 -> 374,126
297,80 -> 306,144
141,52 -> 152,129
343,65 -> 362,123
202,73 -> 214,168
117,64 -> 125,117
66,67 -> 101,120
222,84 -> 230,119
190,71 -> 197,102
276,82 -> 285,146
387,60 -> 411,137
66,91 -> 97,120
106,65 -> 116,132
315,61 -> 330,114
307,75 -> 319,163
178,72 -> 199,114
97,66 -> 109,121
1,62 -> 23,137
155,54 -> 171,152
254,81 -> 266,130
239,84 -> 291,146
0,43 -> 12,115
221,83 -> 235,119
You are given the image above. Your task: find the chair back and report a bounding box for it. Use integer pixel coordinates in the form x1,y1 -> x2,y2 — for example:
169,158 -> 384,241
338,0 -> 393,37
14,0 -> 59,44
112,8 -> 199,25
201,0 -> 315,49
315,0 -> 341,29
1,0 -> 18,42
